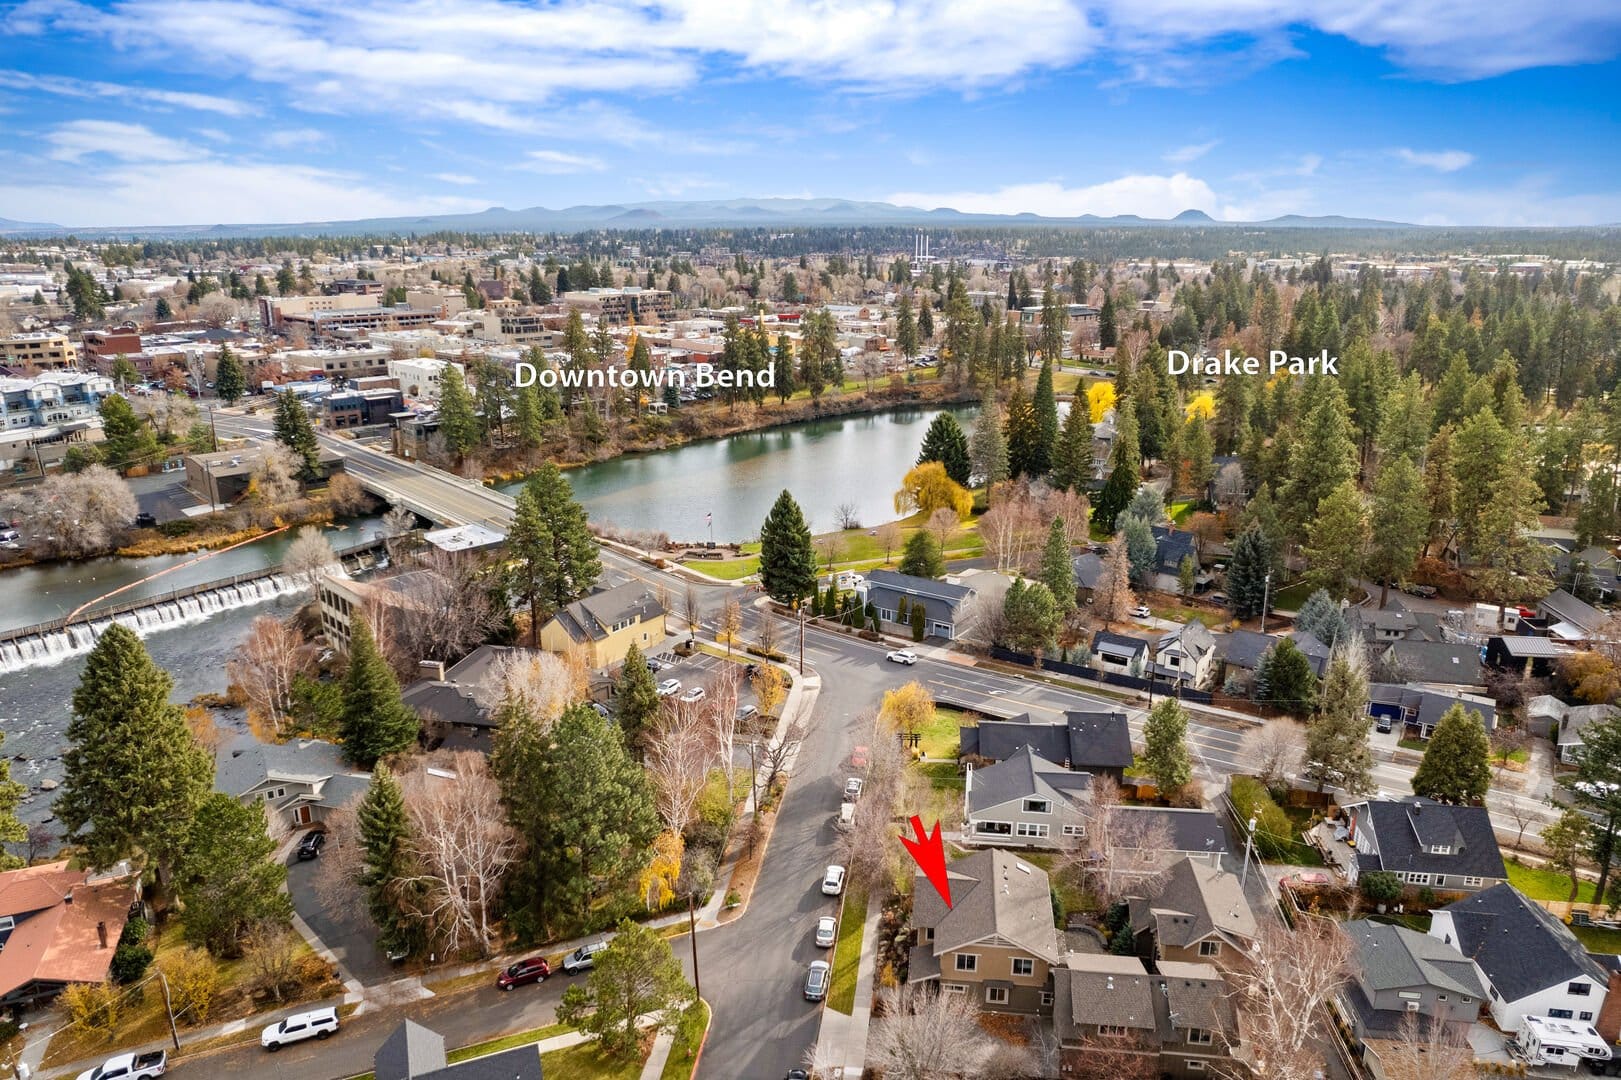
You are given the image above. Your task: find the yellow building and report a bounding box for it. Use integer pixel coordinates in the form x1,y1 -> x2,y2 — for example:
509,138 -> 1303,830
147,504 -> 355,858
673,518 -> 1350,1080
537,581 -> 667,668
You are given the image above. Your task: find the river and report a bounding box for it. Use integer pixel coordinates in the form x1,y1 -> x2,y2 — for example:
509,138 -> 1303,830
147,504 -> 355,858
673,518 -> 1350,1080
0,404 -> 972,830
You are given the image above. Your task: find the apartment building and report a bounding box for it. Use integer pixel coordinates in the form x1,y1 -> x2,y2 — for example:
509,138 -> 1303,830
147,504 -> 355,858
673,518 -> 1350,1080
560,287 -> 675,325
0,331 -> 77,370
387,357 -> 464,401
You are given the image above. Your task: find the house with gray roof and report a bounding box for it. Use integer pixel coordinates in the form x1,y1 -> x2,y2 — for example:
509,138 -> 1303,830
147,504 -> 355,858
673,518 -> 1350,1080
1342,797 -> 1506,892
958,710 -> 1134,782
1349,599 -> 1444,645
402,645 -> 526,749
1341,920 -> 1483,1043
1052,954 -> 1244,1077
908,847 -> 1061,1014
536,580 -> 666,667
1366,683 -> 1496,739
374,1018 -> 542,1080
1528,696 -> 1617,762
1540,587 -> 1610,642
1486,635 -> 1573,682
1375,640 -> 1485,691
214,733 -> 371,834
1154,620 -> 1217,689
862,569 -> 976,640
1091,630 -> 1150,677
1127,856 -> 1257,969
963,747 -> 1090,847
1071,550 -> 1104,599
1216,629 -> 1329,692
1430,884 -> 1610,1031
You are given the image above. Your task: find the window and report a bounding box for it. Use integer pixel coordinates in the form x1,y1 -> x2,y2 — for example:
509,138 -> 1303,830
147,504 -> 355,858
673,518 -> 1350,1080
1022,798 -> 1052,814
1012,958 -> 1035,976
1406,873 -> 1430,886
1016,823 -> 1049,838
1429,845 -> 1452,855
1187,1029 -> 1213,1045
1062,825 -> 1085,837
0,916 -> 13,932
1188,1062 -> 1207,1072
1198,940 -> 1221,957
943,983 -> 966,995
955,954 -> 978,973
1097,1025 -> 1128,1038
1463,876 -> 1483,887
1040,991 -> 1054,1006
1549,1008 -> 1574,1019
1437,995 -> 1447,1002
1582,1012 -> 1595,1022
986,986 -> 1009,1005
976,821 -> 1012,835
1570,982 -> 1593,996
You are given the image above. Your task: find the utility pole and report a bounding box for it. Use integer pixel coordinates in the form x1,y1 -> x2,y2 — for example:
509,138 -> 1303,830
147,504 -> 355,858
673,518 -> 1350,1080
1260,571 -> 1273,634
158,970 -> 181,1051
687,893 -> 701,1003
797,601 -> 805,675
1239,815 -> 1259,889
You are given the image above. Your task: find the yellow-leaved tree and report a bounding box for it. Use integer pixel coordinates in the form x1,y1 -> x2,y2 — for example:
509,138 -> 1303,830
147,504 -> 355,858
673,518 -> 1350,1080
640,830 -> 685,910
893,461 -> 972,520
1087,381 -> 1117,423
879,681 -> 936,745
1184,391 -> 1215,420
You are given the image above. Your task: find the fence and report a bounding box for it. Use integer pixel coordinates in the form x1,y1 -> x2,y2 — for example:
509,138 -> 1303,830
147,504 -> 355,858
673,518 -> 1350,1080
986,646 -> 1216,704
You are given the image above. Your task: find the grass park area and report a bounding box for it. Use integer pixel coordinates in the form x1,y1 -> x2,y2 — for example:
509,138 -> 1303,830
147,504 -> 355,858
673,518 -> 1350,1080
1506,857 -> 1599,903
920,705 -> 968,759
680,510 -> 986,580
827,886 -> 868,1015
539,1042 -> 644,1079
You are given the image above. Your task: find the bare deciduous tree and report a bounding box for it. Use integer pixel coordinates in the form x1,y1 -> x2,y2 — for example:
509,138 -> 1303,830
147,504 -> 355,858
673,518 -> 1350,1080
283,524 -> 337,594
1064,1034 -> 1160,1080
245,919 -> 303,1003
866,984 -> 1004,1080
759,716 -> 807,794
1220,919 -> 1354,1080
387,550 -> 504,664
228,614 -> 310,733
719,596 -> 742,654
834,501 -> 861,530
397,753 -> 518,958
926,506 -> 959,554
1065,776 -> 1175,903
757,608 -> 779,657
646,708 -> 712,837
842,712 -> 909,893
1241,719 -> 1305,793
682,583 -> 702,640
876,521 -> 903,565
380,505 -> 417,564
249,443 -> 304,515
474,648 -> 579,729
1093,536 -> 1137,628
0,465 -> 137,559
1376,1010 -> 1475,1080
325,472 -> 373,517
706,664 -> 742,799
25,821 -> 57,863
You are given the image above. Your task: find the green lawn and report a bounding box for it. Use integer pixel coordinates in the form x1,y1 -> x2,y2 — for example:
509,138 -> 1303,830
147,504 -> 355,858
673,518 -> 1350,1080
1398,737 -> 1429,752
539,1042 -> 643,1080
658,1000 -> 710,1080
1506,857 -> 1598,903
1271,581 -> 1314,610
1573,924 -> 1621,955
828,886 -> 868,1015
1168,499 -> 1195,524
447,1024 -> 573,1064
679,556 -> 760,579
921,705 -> 969,759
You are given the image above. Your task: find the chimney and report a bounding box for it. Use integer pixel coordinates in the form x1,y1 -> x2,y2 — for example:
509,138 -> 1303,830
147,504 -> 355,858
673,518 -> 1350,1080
418,659 -> 447,681
97,921 -> 108,949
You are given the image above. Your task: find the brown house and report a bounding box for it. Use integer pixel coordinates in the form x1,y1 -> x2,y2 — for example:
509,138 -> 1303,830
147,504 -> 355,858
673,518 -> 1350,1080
0,861 -> 139,1008
1127,856 -> 1258,968
1053,954 -> 1246,1078
907,848 -> 1061,1014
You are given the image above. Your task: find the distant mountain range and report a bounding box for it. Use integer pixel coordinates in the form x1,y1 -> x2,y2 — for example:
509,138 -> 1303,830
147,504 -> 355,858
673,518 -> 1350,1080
0,197 -> 1431,238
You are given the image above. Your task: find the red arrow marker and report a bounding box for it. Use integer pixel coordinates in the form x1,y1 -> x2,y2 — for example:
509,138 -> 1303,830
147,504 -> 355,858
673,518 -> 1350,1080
900,815 -> 952,910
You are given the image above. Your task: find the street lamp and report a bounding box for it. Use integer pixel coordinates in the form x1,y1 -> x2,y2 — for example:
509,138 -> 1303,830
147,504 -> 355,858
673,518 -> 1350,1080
1260,571 -> 1273,634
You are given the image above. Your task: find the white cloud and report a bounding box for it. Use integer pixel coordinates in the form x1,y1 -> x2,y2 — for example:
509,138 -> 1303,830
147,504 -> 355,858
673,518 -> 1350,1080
1296,154 -> 1323,177
1394,147 -> 1475,172
517,149 -> 607,174
887,173 -> 1219,219
0,69 -> 255,116
45,120 -> 201,163
433,172 -> 479,185
264,127 -> 331,150
1163,140 -> 1218,164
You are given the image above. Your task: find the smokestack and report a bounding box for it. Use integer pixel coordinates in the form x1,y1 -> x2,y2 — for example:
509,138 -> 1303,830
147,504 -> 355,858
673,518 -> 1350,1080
418,659 -> 446,681
97,921 -> 108,949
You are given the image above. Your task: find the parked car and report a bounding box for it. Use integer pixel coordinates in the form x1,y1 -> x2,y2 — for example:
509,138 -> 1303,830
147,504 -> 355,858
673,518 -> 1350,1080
843,777 -> 863,801
836,802 -> 856,831
295,830 -> 326,861
814,915 -> 838,947
849,746 -> 869,768
736,704 -> 760,726
1403,582 -> 1438,598
1375,715 -> 1394,734
744,662 -> 761,678
563,940 -> 609,974
76,1050 -> 167,1080
885,649 -> 918,665
1130,604 -> 1152,618
0,528 -> 20,549
497,956 -> 551,990
644,656 -> 665,672
1208,593 -> 1228,606
590,702 -> 612,719
133,512 -> 157,528
261,1007 -> 339,1050
680,686 -> 707,704
821,865 -> 846,896
804,960 -> 831,1001
657,679 -> 682,698
786,1071 -> 811,1080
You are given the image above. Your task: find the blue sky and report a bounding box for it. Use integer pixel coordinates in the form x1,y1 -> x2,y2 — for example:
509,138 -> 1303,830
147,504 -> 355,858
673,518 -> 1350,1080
2,0 -> 1620,228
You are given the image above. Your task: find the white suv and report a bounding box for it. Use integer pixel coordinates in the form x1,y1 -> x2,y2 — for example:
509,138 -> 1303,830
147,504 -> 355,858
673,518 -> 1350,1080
261,1007 -> 339,1050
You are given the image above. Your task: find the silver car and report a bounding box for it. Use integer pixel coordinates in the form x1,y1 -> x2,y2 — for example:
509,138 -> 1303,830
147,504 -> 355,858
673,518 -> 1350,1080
814,915 -> 837,948
804,960 -> 831,1001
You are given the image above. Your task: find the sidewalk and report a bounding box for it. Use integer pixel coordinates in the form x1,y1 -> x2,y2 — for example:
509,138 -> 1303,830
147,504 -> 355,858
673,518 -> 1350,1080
812,891 -> 883,1078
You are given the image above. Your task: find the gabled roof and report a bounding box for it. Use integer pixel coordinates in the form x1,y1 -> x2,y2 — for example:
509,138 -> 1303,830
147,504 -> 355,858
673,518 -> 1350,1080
1381,640 -> 1484,686
966,747 -> 1091,815
1345,798 -> 1506,881
374,1019 -> 446,1080
1092,630 -> 1149,659
1151,525 -> 1198,575
214,734 -> 362,800
865,569 -> 975,608
1114,807 -> 1229,857
1435,884 -> 1607,1003
913,848 -> 1060,963
0,862 -> 138,1001
1128,857 -> 1257,950
549,581 -> 664,643
1492,636 -> 1573,659
1071,551 -> 1104,591
959,711 -> 1133,772
1158,620 -> 1215,661
1366,684 -> 1496,732
1540,588 -> 1605,634
1215,629 -> 1277,670
1054,954 -> 1157,1033
1345,920 -> 1483,1000
1158,960 -> 1237,1035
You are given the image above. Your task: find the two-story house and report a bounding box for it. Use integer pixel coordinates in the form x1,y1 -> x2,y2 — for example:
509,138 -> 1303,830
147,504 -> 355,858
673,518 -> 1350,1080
1090,631 -> 1150,678
1365,684 -> 1496,740
1153,620 -> 1217,690
537,581 -> 666,668
1127,856 -> 1257,968
963,747 -> 1091,847
214,733 -> 373,833
1340,919 -> 1484,1047
958,710 -> 1135,783
1052,954 -> 1245,1078
1341,797 -> 1507,893
861,569 -> 976,640
1430,884 -> 1610,1031
907,848 -> 1061,1014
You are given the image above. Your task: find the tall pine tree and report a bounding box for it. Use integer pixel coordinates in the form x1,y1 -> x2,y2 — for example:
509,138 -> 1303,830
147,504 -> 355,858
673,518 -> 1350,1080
916,413 -> 972,487
1030,357 -> 1058,477
339,620 -> 419,766
1039,517 -> 1076,610
505,464 -> 602,639
758,490 -> 818,603
1051,401 -> 1094,492
970,395 -> 1010,502
1412,704 -> 1492,804
614,644 -> 661,753
272,390 -> 321,478
59,624 -> 213,880
436,365 -> 479,457
357,763 -> 419,952
214,345 -> 246,404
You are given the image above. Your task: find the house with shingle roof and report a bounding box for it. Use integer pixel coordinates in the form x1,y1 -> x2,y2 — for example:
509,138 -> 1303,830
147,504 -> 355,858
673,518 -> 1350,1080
1340,920 -> 1483,1043
536,580 -> 666,667
1430,883 -> 1609,1031
1342,797 -> 1506,892
0,861 -> 139,1008
1366,683 -> 1496,739
1527,696 -> 1618,762
214,733 -> 372,833
908,848 -> 1061,1014
1052,954 -> 1244,1077
401,644 -> 529,749
963,747 -> 1091,847
1154,620 -> 1217,689
1091,630 -> 1150,677
1375,640 -> 1485,692
374,1018 -> 543,1080
1127,856 -> 1257,968
958,710 -> 1134,783
862,569 -> 977,640
1540,587 -> 1610,642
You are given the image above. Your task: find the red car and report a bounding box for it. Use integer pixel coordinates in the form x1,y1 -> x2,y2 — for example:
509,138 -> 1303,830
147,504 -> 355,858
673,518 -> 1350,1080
496,956 -> 551,990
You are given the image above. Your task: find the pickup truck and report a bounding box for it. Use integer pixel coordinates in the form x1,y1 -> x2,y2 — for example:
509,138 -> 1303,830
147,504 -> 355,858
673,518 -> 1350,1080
76,1050 -> 168,1080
